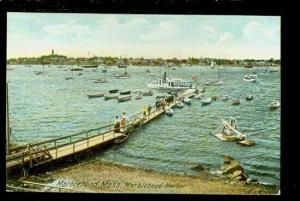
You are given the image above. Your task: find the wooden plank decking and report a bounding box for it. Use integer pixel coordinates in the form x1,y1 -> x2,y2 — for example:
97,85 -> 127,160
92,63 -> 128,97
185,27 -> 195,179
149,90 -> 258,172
6,88 -> 196,172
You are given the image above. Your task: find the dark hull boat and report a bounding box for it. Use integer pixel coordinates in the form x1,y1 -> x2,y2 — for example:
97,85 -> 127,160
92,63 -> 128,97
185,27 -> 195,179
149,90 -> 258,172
119,91 -> 131,95
109,89 -> 119,93
87,93 -> 105,98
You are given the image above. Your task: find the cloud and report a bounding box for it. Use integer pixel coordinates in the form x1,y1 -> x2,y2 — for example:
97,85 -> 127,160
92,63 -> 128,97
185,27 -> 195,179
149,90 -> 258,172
217,32 -> 235,46
201,26 -> 215,35
139,20 -> 177,41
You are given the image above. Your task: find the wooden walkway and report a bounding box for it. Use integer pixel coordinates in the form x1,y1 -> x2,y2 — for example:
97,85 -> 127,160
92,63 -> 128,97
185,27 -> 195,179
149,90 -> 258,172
6,88 -> 196,174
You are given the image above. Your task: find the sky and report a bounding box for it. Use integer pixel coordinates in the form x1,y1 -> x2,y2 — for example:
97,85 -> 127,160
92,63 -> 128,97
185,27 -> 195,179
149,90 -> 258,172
7,13 -> 280,60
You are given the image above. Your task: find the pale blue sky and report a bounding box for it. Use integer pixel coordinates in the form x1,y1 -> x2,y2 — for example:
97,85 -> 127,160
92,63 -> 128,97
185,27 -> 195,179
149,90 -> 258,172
7,13 -> 280,59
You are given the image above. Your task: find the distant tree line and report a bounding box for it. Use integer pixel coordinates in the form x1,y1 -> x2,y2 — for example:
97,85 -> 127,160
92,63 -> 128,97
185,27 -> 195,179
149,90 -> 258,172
7,54 -> 280,67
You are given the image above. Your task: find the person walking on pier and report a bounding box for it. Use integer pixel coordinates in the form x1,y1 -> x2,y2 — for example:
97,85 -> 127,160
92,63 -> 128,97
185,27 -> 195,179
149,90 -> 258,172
114,116 -> 120,132
120,112 -> 127,132
147,104 -> 152,115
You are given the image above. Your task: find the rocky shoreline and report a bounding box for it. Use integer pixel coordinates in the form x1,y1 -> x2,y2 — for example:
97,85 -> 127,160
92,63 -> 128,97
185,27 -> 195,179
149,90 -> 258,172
14,156 -> 279,194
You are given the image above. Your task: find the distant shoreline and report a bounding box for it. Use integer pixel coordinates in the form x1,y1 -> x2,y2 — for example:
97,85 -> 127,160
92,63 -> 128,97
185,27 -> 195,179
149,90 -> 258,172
7,64 -> 281,68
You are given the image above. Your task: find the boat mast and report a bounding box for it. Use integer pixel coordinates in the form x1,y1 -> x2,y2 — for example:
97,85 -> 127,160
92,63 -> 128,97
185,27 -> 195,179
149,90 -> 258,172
6,82 -> 11,154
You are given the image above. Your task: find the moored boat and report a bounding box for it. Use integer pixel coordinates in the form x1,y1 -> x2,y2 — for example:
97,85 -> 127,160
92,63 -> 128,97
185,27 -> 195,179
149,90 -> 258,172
87,93 -> 105,98
201,97 -> 212,106
194,93 -> 204,99
232,99 -> 241,105
221,95 -> 229,101
143,91 -> 153,96
166,108 -> 174,116
211,95 -> 218,101
117,95 -> 132,102
183,97 -> 192,104
243,74 -> 257,82
176,101 -> 184,108
147,72 -> 194,91
135,95 -> 142,100
269,101 -> 280,110
104,93 -> 118,100
109,89 -> 119,93
245,94 -> 253,101
120,91 -> 131,95
82,64 -> 98,68
212,118 -> 247,142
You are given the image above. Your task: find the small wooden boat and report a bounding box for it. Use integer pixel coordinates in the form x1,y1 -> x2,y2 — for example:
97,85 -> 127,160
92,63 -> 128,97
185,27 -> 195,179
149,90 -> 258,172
135,95 -> 142,100
114,134 -> 129,144
82,64 -> 98,68
221,95 -> 229,101
117,95 -> 132,102
65,76 -> 73,80
87,93 -> 105,98
237,139 -> 255,146
269,101 -> 280,110
202,97 -> 212,106
176,101 -> 184,108
183,97 -> 192,104
94,78 -> 107,83
109,89 -> 119,93
78,72 -> 83,76
232,99 -> 241,105
102,69 -> 107,73
243,74 -> 256,82
194,93 -> 204,99
166,108 -> 174,116
245,94 -> 253,101
70,68 -> 83,71
120,91 -> 131,95
104,94 -> 118,100
211,95 -> 218,101
143,91 -> 153,96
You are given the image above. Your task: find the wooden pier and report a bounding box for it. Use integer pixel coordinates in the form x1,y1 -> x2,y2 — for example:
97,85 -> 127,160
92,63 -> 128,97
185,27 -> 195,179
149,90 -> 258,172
6,88 -> 196,175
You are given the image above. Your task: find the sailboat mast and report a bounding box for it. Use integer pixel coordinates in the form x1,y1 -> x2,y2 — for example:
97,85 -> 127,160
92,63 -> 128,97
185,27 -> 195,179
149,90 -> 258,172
6,82 -> 11,154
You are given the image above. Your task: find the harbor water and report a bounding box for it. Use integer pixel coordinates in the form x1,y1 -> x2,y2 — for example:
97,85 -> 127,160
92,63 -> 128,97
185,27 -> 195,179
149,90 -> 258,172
7,65 -> 280,186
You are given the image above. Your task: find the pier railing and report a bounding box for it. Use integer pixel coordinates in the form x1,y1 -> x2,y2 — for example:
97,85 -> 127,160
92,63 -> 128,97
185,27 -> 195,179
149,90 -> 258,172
6,123 -> 117,159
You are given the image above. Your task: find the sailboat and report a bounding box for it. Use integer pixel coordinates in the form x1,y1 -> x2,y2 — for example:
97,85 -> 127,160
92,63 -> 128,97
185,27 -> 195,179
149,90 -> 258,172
94,70 -> 107,83
245,82 -> 254,101
115,67 -> 129,79
34,64 -> 47,75
210,60 -> 215,69
205,65 -> 223,85
65,66 -> 74,80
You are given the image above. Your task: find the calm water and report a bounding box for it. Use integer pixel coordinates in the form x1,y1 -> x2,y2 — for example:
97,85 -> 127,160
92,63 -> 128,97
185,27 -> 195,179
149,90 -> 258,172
7,65 -> 280,186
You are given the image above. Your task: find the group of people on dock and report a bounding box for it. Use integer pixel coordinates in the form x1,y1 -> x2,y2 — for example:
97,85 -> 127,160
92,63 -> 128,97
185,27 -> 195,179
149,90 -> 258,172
113,97 -> 172,133
156,98 -> 167,110
114,112 -> 126,133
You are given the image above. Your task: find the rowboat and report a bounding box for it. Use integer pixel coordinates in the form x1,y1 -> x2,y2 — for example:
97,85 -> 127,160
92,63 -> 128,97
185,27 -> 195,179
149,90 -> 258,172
183,97 -> 192,104
176,101 -> 184,108
117,95 -> 132,102
269,101 -> 280,110
201,97 -> 212,106
232,99 -> 241,105
87,93 -> 105,98
221,95 -> 229,101
166,108 -> 174,116
245,94 -> 253,101
120,91 -> 131,95
194,93 -> 204,99
104,94 -> 118,100
109,89 -> 119,93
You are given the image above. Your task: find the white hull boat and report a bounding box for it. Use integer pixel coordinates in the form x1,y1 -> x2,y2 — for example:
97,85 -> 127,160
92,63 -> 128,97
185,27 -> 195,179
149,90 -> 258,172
176,101 -> 184,108
183,97 -> 192,104
269,101 -> 280,109
166,108 -> 174,116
